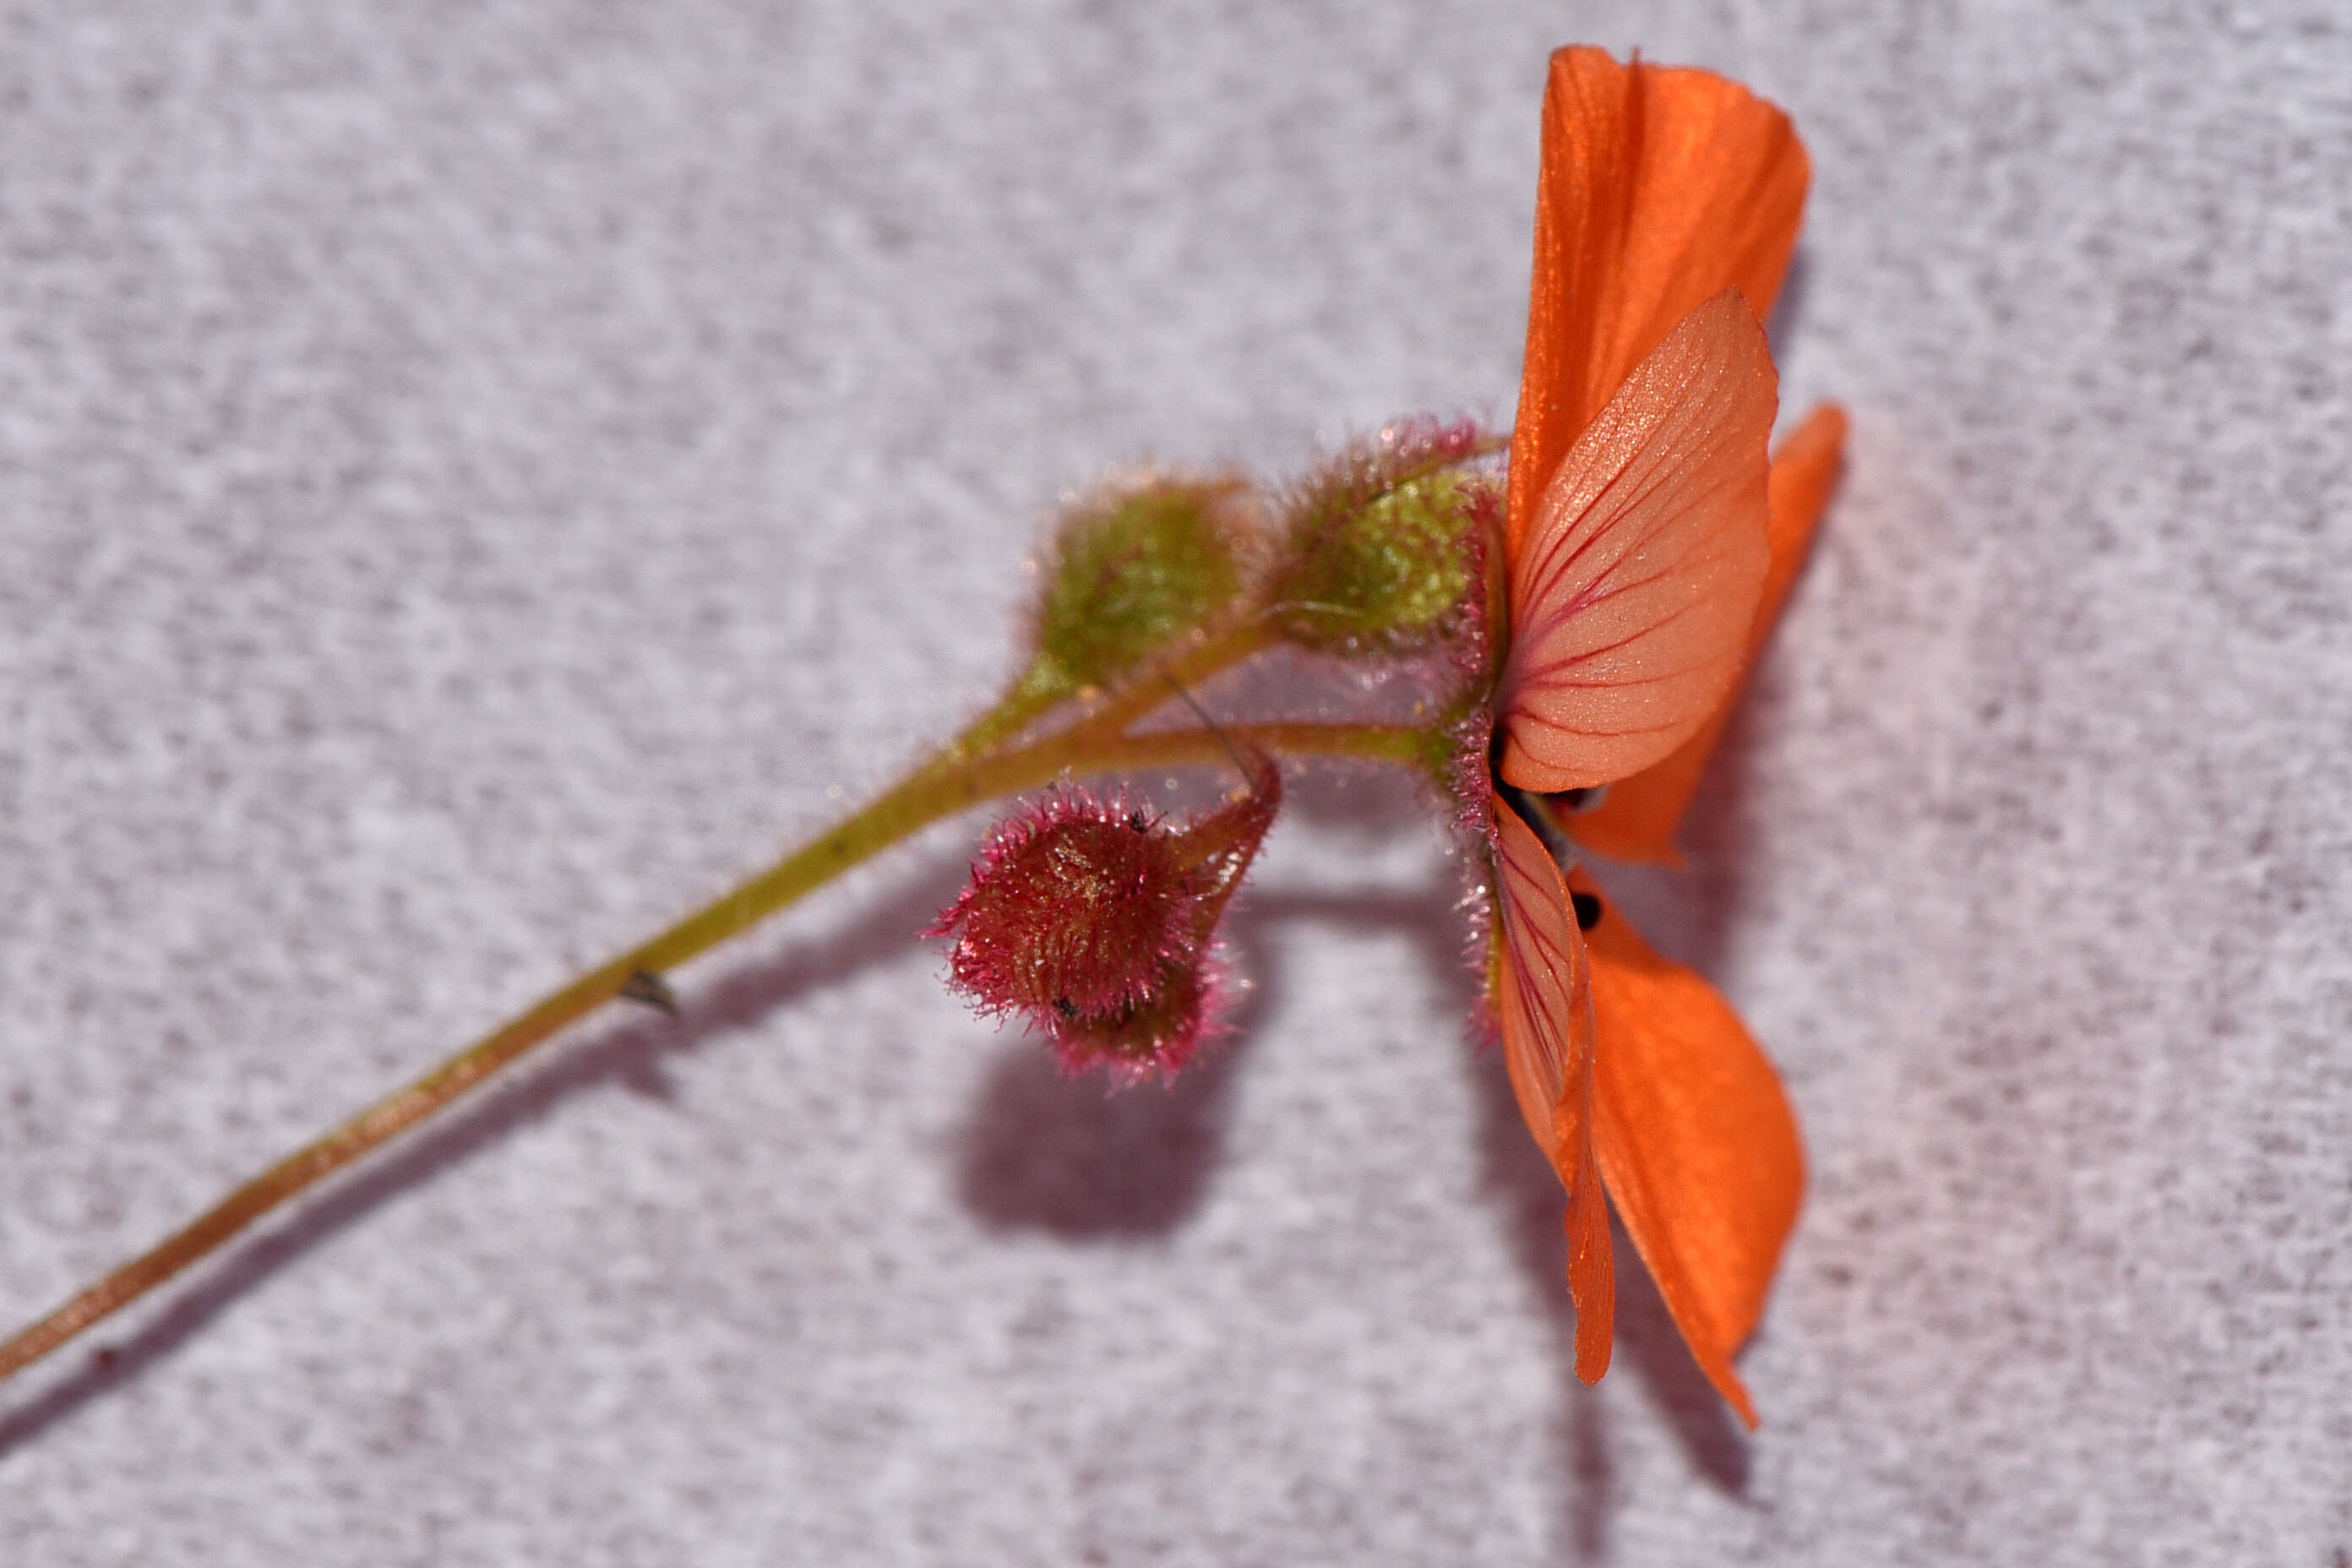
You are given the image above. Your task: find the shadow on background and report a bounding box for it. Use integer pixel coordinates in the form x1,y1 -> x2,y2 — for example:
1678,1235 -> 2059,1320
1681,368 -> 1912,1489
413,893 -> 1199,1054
956,1034 -> 1248,1239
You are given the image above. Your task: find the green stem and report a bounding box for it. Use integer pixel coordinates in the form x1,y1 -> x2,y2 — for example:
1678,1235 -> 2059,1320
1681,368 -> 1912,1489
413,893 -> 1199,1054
0,693 -> 1421,1383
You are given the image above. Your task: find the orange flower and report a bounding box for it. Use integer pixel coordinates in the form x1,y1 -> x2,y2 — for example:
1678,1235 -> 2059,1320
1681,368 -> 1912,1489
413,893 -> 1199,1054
1484,46 -> 1848,1428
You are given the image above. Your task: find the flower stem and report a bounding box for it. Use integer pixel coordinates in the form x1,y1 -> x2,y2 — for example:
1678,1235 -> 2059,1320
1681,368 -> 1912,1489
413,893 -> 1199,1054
0,692 -> 1424,1383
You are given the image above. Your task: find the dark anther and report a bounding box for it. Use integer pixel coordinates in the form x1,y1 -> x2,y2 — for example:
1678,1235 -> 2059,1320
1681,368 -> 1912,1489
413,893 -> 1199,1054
1493,775 -> 1576,865
620,968 -> 681,1017
1127,811 -> 1149,832
1571,891 -> 1603,931
1054,996 -> 1079,1019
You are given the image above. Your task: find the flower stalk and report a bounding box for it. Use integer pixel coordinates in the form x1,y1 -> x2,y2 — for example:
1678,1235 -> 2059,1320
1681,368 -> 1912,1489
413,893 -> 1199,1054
0,466 -> 1471,1385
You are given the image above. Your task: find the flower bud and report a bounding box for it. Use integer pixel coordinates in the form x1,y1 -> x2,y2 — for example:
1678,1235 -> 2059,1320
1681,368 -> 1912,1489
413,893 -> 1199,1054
1048,956 -> 1222,1079
932,760 -> 1282,1081
1272,419 -> 1494,655
930,790 -> 1196,1023
1018,476 -> 1259,703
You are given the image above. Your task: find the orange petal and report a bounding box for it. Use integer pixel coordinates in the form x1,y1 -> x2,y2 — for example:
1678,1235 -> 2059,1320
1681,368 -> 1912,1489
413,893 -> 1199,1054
1507,46 -> 1810,560
1500,291 -> 1776,794
1489,792 -> 1614,1383
1571,868 -> 1804,1429
1571,403 -> 1850,863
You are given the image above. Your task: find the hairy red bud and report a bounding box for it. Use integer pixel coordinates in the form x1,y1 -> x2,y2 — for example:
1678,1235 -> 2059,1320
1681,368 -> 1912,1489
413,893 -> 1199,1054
1047,953 -> 1225,1080
932,760 -> 1282,1081
930,789 -> 1195,1021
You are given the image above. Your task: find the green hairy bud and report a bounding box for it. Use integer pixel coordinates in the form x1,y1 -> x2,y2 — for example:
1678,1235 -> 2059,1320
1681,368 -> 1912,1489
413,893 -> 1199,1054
1020,476 -> 1258,700
1278,471 -> 1478,650
1271,419 -> 1491,654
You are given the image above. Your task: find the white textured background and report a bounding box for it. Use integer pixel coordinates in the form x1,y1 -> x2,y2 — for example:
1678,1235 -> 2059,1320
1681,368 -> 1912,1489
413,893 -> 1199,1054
3,3 -> 2348,1563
